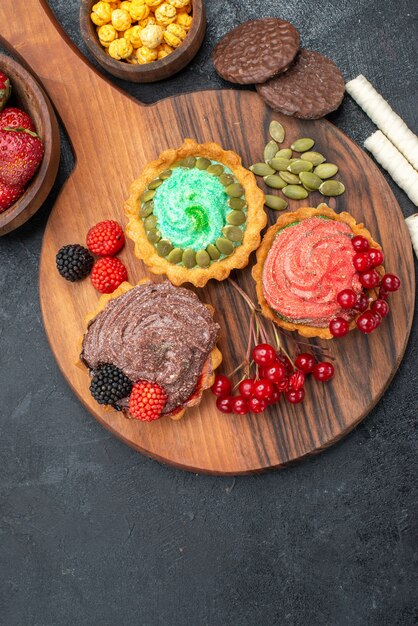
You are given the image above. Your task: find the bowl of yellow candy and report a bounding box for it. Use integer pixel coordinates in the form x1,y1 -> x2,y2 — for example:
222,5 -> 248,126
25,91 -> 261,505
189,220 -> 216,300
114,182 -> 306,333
80,0 -> 206,83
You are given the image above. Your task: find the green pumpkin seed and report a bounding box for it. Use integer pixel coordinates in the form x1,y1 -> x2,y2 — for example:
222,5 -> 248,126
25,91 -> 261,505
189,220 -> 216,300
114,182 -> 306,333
283,185 -> 309,200
157,239 -> 173,257
144,215 -> 157,230
226,183 -> 244,198
182,248 -> 196,268
148,178 -> 163,190
263,175 -> 286,189
275,148 -> 292,159
216,237 -> 234,256
270,157 -> 292,171
227,210 -> 246,226
196,250 -> 211,268
167,248 -> 183,264
269,120 -> 285,143
196,157 -> 211,170
291,138 -> 315,152
299,171 -> 322,191
220,173 -> 235,187
177,156 -> 196,168
140,201 -> 154,218
147,228 -> 161,244
207,164 -> 224,176
264,195 -> 288,211
223,225 -> 243,242
288,159 -> 313,174
250,162 -> 275,177
207,244 -> 220,260
141,189 -> 155,203
228,197 -> 246,210
300,151 -> 326,166
264,140 -> 279,163
279,171 -> 301,185
314,163 -> 339,179
159,169 -> 172,180
319,180 -> 345,196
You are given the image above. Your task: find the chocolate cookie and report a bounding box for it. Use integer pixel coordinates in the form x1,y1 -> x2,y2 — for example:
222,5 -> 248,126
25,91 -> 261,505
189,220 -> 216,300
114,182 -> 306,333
213,18 -> 300,85
257,49 -> 345,119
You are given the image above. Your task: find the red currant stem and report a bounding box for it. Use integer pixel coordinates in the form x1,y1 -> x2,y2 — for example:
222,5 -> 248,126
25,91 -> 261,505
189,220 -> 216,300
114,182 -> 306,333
228,278 -> 256,311
246,311 -> 255,365
227,360 -> 246,379
272,325 -> 296,369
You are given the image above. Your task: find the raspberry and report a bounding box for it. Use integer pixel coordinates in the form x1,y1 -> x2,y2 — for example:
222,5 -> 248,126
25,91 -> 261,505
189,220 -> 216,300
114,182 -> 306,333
56,244 -> 94,281
90,257 -> 128,294
129,380 -> 168,421
86,220 -> 125,256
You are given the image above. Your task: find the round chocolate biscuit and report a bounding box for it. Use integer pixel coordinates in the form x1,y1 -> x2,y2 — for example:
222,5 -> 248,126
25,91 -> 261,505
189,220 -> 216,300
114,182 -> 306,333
256,49 -> 345,119
213,18 -> 300,85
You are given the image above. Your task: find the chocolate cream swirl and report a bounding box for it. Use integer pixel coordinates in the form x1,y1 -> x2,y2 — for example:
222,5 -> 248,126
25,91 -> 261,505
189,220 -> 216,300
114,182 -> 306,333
81,282 -> 219,414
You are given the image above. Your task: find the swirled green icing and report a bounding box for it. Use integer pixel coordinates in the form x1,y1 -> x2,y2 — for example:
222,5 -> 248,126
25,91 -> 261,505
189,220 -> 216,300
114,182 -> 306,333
152,165 -> 232,251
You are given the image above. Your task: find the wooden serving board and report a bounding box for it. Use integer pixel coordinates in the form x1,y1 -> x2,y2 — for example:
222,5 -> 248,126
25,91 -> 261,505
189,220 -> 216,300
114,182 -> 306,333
1,0 -> 414,474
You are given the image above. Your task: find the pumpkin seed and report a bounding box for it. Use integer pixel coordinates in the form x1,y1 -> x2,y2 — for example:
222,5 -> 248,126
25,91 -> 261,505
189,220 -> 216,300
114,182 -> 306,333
196,250 -> 211,267
159,169 -> 172,180
314,163 -> 339,179
147,228 -> 161,244
319,180 -> 345,196
250,162 -> 275,177
301,151 -> 326,166
226,183 -> 244,197
223,225 -> 243,242
207,244 -> 220,260
140,201 -> 154,218
141,189 -> 155,203
144,215 -> 157,230
269,120 -> 285,143
148,178 -> 163,190
228,197 -> 246,210
288,159 -> 313,174
207,164 -> 224,176
264,140 -> 279,163
196,157 -> 211,170
264,175 -> 286,189
270,157 -> 291,171
220,173 -> 235,187
227,210 -> 246,226
283,185 -> 309,200
182,248 -> 197,268
299,171 -> 322,191
177,156 -> 196,168
216,237 -> 234,256
291,138 -> 315,152
167,248 -> 183,264
157,239 -> 173,257
275,148 -> 292,159
279,171 -> 301,185
264,195 -> 288,211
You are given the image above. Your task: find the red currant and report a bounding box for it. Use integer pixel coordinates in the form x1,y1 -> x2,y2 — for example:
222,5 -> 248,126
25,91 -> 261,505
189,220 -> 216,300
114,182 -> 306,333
238,378 -> 255,399
356,310 -> 377,334
329,317 -> 350,338
368,249 -> 384,267
232,396 -> 249,415
252,343 -> 277,366
288,370 -> 305,391
263,362 -> 286,384
248,396 -> 268,414
359,269 -> 380,289
351,235 -> 370,252
277,353 -> 294,375
381,274 -> 401,292
294,353 -> 316,374
253,379 -> 274,400
216,396 -> 233,414
371,311 -> 382,328
285,388 -> 305,404
371,299 -> 389,318
267,388 -> 281,405
378,287 -> 389,300
337,288 -> 357,309
211,374 -> 232,398
312,362 -> 335,382
276,377 -> 289,392
353,252 -> 372,272
354,292 -> 369,312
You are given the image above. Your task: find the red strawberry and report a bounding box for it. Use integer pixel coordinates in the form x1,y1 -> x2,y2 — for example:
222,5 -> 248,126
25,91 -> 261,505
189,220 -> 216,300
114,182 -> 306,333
0,126 -> 44,187
0,107 -> 36,131
90,256 -> 128,293
129,380 -> 167,421
0,72 -> 11,112
0,179 -> 24,213
86,220 -> 125,256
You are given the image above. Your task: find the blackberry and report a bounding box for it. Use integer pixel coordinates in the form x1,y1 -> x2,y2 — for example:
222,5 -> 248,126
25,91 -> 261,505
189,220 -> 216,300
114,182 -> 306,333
89,363 -> 133,410
56,244 -> 94,282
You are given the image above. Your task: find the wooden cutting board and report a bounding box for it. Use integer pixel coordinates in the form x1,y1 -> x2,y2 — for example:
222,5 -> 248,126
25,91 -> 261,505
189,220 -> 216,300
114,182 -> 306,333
1,0 -> 414,474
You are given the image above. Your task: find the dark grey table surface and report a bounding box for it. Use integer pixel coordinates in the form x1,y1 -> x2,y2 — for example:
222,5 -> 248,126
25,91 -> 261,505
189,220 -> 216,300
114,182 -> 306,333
1,1 -> 417,625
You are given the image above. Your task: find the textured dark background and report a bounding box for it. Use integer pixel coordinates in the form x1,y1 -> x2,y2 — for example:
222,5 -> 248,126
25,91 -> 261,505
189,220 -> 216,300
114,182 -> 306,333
1,1 -> 417,624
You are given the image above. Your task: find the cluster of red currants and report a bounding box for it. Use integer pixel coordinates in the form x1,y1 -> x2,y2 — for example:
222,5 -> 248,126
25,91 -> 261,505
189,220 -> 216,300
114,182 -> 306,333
211,344 -> 334,415
329,235 -> 401,338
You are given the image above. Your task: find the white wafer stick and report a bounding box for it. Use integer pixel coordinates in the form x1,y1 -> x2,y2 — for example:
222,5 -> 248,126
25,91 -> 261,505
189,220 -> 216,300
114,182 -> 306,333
346,75 -> 418,170
364,131 -> 418,206
405,214 -> 418,260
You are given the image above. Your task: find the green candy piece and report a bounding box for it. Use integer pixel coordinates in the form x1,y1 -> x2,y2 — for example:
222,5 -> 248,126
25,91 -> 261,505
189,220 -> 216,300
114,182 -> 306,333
250,163 -> 275,177
301,151 -> 326,166
226,183 -> 244,197
314,163 -> 339,179
207,244 -> 220,260
167,248 -> 183,264
177,156 -> 196,168
220,173 -> 235,187
223,225 -> 243,242
140,201 -> 154,218
141,189 -> 155,203
319,180 -> 345,196
157,239 -> 173,257
299,171 -> 322,190
264,175 -> 286,189
270,157 -> 291,171
147,228 -> 161,244
279,171 -> 300,185
291,138 -> 315,152
159,169 -> 172,180
227,210 -> 246,226
196,158 -> 211,170
264,195 -> 288,211
282,185 -> 308,200
144,215 -> 157,230
228,197 -> 246,210
207,164 -> 224,176
264,140 -> 279,163
274,148 -> 292,159
182,248 -> 197,268
288,160 -> 313,174
148,178 -> 163,190
196,250 -> 211,267
216,237 -> 234,256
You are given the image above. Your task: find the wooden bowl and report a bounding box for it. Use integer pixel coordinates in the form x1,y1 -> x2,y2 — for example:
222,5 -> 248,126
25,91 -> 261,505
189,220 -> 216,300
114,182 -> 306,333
80,0 -> 206,83
0,53 -> 60,236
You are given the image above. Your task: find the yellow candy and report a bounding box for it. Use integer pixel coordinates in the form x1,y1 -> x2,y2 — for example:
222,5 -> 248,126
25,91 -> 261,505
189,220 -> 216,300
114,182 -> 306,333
124,25 -> 143,48
167,0 -> 189,7
139,15 -> 156,27
156,43 -> 174,59
97,24 -> 118,47
154,3 -> 176,26
175,13 -> 192,30
126,52 -> 139,64
140,24 -> 164,49
166,23 -> 187,40
144,0 -> 164,7
163,30 -> 182,48
136,46 -> 158,63
176,3 -> 191,13
108,37 -> 134,59
90,1 -> 112,26
129,1 -> 150,21
120,1 -> 132,12
111,8 -> 132,31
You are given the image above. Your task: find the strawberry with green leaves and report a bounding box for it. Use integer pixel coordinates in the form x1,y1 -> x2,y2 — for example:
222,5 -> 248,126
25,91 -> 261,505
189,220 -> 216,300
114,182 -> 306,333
0,180 -> 24,213
0,125 -> 43,187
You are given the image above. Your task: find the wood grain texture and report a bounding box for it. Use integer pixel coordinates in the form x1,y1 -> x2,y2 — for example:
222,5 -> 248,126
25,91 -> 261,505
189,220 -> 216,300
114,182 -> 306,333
0,0 -> 414,474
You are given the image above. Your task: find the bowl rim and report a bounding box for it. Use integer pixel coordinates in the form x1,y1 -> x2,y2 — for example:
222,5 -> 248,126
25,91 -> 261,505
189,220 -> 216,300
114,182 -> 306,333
80,0 -> 205,79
